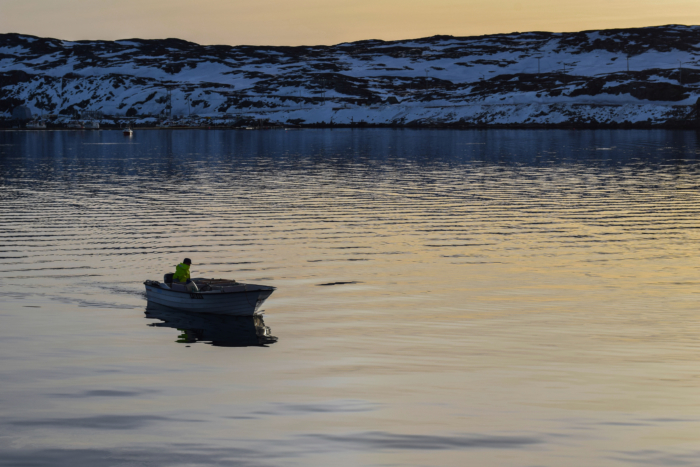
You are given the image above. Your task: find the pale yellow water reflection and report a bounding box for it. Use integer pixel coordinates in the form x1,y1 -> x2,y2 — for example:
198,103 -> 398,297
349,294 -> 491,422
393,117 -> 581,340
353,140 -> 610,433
1,129 -> 700,466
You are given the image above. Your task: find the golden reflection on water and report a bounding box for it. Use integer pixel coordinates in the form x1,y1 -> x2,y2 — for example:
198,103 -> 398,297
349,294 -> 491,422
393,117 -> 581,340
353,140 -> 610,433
1,129 -> 700,466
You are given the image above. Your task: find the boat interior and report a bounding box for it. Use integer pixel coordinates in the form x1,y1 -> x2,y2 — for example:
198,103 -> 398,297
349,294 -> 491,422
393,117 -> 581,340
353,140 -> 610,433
163,274 -> 240,292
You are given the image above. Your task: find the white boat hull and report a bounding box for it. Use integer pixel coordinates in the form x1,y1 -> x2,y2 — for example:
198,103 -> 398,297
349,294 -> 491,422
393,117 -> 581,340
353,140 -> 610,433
144,282 -> 275,316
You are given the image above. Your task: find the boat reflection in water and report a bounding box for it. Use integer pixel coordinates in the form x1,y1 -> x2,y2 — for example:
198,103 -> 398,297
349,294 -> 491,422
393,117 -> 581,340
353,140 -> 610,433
145,304 -> 278,347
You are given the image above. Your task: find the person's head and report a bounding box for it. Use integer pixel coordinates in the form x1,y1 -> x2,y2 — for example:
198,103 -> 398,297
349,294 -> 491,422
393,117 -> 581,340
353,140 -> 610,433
183,258 -> 192,265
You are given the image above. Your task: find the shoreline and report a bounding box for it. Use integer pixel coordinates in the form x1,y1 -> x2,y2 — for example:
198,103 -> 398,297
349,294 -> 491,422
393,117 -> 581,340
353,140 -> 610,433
3,121 -> 700,131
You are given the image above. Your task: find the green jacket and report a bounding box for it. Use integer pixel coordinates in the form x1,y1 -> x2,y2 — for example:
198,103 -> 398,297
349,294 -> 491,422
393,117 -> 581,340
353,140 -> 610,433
173,263 -> 190,283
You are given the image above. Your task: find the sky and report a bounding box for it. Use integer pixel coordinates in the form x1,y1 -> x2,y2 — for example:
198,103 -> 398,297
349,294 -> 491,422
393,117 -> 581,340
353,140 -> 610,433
1,0 -> 699,46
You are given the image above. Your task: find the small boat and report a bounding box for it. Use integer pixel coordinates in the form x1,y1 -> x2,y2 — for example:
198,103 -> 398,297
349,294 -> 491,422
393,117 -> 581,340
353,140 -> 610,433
123,127 -> 133,136
144,276 -> 275,316
26,120 -> 46,129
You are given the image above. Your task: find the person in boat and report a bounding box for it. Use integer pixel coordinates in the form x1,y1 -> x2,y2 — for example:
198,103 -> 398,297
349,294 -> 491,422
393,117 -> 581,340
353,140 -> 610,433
173,258 -> 199,292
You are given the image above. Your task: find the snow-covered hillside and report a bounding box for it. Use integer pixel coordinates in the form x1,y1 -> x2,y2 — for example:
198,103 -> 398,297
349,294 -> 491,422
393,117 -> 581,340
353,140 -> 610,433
1,25 -> 700,126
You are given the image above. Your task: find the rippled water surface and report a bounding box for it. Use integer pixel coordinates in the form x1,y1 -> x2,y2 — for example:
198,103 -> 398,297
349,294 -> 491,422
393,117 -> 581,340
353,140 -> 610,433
2,129 -> 700,466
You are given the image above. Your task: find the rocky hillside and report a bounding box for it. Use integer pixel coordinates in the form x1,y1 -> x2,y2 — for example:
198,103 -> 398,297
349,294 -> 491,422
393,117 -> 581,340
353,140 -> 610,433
1,25 -> 700,126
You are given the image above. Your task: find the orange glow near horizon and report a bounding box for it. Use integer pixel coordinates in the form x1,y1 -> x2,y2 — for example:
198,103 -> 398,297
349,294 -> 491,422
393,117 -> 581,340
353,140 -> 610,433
1,0 -> 699,46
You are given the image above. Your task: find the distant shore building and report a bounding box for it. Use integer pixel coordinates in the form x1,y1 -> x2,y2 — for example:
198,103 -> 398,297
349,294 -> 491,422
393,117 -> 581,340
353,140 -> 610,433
12,105 -> 32,121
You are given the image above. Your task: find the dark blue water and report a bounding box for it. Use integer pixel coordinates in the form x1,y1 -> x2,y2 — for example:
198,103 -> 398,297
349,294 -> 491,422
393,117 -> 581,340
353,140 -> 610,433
2,129 -> 700,466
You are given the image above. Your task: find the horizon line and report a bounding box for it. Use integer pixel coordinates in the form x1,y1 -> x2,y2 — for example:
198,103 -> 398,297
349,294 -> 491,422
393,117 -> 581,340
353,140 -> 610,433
1,23 -> 697,48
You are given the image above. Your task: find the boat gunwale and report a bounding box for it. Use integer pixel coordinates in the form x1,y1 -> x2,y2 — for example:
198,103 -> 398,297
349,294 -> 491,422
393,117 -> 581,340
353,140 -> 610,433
144,282 -> 275,296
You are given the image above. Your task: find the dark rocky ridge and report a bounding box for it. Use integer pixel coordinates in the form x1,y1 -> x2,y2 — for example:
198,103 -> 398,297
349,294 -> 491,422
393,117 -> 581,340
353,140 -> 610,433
1,25 -> 699,127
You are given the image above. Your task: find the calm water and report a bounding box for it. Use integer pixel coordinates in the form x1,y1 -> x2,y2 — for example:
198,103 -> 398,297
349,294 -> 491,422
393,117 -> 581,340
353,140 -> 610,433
2,129 -> 700,466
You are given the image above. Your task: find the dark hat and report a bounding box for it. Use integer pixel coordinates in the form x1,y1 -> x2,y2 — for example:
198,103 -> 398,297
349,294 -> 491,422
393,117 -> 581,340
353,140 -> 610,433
183,258 -> 192,264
